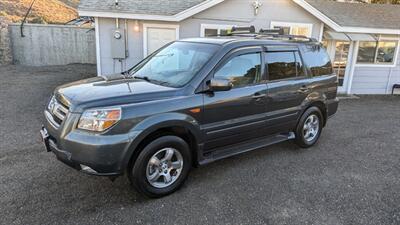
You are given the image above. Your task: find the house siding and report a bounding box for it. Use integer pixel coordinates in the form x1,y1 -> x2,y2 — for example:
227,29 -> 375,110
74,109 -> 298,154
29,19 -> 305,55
97,0 -> 323,75
351,50 -> 400,94
180,0 -> 322,39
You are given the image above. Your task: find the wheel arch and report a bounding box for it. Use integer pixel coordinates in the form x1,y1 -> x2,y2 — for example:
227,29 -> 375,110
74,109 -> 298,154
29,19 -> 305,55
123,113 -> 202,172
301,93 -> 328,127
307,101 -> 327,126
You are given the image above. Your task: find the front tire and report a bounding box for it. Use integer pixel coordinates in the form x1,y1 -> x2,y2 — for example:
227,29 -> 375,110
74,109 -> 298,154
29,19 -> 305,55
294,107 -> 323,148
129,135 -> 192,198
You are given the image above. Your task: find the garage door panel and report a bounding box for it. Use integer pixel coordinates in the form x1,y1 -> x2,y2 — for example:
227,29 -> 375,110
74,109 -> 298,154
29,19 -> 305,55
146,27 -> 177,55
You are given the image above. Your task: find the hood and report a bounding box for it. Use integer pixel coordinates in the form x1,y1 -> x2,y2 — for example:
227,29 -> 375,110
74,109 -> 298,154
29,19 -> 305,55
54,74 -> 178,112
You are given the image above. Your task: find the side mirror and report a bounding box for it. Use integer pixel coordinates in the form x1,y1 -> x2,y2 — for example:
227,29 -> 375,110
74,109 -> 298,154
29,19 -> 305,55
207,78 -> 233,92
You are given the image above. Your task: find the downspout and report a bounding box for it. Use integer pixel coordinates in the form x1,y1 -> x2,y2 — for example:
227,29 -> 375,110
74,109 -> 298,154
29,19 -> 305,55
124,19 -> 129,71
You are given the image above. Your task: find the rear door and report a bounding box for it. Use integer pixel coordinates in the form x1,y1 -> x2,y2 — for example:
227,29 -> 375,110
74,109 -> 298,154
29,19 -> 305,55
202,46 -> 268,151
264,45 -> 310,134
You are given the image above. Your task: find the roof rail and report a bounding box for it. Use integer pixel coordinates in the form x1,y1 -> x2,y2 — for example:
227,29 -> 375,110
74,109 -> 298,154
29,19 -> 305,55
228,26 -> 256,35
220,26 -> 317,42
256,33 -> 318,42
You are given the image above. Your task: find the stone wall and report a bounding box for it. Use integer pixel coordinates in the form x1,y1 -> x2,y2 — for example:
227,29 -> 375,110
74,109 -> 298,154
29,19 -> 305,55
0,17 -> 12,65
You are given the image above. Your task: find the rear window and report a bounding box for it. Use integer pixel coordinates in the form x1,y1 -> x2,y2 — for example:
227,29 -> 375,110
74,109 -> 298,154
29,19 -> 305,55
302,44 -> 333,77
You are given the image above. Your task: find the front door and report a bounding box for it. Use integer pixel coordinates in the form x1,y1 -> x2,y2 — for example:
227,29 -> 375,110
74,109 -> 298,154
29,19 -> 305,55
144,24 -> 178,56
324,40 -> 352,93
202,47 -> 268,151
333,41 -> 350,92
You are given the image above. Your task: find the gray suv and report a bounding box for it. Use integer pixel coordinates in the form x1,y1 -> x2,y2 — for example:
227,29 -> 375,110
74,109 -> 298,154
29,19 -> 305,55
41,29 -> 339,198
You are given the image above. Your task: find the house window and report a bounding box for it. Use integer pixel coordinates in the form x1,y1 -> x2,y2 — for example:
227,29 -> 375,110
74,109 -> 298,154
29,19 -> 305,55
270,21 -> 313,37
200,24 -> 233,37
357,41 -> 397,64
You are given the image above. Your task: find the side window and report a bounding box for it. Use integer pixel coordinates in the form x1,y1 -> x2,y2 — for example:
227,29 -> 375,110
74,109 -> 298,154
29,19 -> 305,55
214,53 -> 262,88
302,44 -> 333,77
266,51 -> 298,81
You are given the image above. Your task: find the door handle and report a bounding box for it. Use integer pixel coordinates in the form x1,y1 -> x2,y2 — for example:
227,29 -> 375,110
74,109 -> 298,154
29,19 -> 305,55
252,93 -> 266,99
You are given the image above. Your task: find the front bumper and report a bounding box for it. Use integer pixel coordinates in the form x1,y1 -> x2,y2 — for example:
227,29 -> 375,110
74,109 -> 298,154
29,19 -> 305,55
41,114 -> 134,176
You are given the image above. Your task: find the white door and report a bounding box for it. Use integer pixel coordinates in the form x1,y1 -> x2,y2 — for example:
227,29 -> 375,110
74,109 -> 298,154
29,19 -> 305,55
324,40 -> 354,93
144,25 -> 179,56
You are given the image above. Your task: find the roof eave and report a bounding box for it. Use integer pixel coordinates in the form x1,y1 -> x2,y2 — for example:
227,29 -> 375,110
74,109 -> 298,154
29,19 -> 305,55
78,0 -> 225,22
292,0 -> 400,35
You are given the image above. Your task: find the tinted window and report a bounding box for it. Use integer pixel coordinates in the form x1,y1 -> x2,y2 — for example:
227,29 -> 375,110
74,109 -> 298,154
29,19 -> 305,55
266,51 -> 298,80
302,44 -> 333,76
130,42 -> 219,87
215,53 -> 262,88
295,51 -> 305,77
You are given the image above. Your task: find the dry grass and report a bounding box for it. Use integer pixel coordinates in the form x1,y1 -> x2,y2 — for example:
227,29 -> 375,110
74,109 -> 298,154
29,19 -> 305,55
0,0 -> 78,24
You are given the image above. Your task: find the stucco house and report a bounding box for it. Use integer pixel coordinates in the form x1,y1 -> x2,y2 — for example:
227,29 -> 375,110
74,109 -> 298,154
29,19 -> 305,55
78,0 -> 400,94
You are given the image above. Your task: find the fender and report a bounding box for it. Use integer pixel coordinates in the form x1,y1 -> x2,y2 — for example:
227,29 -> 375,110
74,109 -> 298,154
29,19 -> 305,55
299,91 -> 328,124
120,112 -> 202,170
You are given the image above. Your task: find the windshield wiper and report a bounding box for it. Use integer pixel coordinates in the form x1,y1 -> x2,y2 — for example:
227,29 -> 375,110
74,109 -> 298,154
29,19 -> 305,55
133,75 -> 174,87
133,75 -> 150,81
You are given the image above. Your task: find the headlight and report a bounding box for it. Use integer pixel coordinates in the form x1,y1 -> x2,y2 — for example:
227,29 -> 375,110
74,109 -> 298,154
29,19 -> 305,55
77,108 -> 121,132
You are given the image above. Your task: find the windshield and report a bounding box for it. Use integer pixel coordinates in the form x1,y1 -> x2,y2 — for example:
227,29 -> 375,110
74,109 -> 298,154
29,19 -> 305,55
129,42 -> 219,87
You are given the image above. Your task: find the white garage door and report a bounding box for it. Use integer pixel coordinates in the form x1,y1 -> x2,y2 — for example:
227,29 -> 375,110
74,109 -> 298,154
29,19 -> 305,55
145,25 -> 178,56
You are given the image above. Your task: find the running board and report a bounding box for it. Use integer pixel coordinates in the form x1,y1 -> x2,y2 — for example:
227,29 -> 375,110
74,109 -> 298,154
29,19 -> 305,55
199,132 -> 295,165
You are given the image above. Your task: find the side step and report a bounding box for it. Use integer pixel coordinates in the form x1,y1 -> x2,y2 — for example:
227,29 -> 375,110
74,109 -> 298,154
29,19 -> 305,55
199,132 -> 295,165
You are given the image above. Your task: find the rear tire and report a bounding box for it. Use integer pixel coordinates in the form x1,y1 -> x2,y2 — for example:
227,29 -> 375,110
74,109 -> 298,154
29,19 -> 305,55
294,107 -> 323,148
128,135 -> 192,198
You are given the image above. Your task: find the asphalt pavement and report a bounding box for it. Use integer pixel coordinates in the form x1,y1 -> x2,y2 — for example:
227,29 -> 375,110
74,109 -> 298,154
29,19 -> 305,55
0,64 -> 399,225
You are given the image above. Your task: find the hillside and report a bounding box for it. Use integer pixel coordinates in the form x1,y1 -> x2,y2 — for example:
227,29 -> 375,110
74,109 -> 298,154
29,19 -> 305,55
0,0 -> 78,24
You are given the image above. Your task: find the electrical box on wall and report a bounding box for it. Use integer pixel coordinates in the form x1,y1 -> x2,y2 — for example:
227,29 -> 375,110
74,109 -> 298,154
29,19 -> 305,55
111,29 -> 127,59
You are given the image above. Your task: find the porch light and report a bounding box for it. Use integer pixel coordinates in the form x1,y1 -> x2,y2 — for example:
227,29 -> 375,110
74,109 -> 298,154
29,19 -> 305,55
134,20 -> 140,32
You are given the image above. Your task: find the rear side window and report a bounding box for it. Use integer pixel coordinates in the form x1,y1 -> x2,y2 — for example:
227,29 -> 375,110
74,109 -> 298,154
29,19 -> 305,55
266,51 -> 303,81
302,44 -> 333,76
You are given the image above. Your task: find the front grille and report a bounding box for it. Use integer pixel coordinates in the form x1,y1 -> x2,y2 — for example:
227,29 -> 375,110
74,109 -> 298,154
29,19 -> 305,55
46,97 -> 69,129
52,102 -> 68,122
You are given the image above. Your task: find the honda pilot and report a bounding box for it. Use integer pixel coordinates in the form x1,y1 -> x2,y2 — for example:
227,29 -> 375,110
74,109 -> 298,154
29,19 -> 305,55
41,29 -> 339,198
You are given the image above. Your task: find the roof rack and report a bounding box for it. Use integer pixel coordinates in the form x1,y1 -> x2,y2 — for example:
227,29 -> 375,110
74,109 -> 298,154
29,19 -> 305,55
223,26 -> 317,42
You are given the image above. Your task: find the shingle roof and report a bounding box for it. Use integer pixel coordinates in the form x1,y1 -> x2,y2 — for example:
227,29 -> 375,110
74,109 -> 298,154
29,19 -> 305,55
78,0 -> 207,16
305,0 -> 400,30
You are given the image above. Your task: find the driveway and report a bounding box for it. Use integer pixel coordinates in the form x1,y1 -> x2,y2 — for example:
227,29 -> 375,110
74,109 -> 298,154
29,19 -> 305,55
0,64 -> 399,225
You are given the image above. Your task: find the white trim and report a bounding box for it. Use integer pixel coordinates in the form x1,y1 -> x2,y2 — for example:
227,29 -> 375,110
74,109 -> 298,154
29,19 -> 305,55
174,0 -> 225,21
346,41 -> 359,94
378,35 -> 400,41
338,41 -> 355,93
142,23 -> 180,57
78,0 -> 224,22
200,23 -> 233,37
318,22 -> 324,42
270,21 -> 313,37
354,40 -> 399,68
292,0 -> 400,35
94,17 -> 102,76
